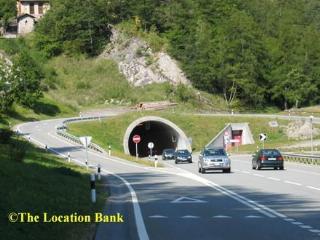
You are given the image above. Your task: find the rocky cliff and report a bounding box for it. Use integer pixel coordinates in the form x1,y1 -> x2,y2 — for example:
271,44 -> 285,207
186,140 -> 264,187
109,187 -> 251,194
100,29 -> 190,87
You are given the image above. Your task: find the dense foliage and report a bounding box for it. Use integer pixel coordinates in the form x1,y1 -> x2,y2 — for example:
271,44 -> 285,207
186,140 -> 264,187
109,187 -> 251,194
2,0 -> 320,109
0,51 -> 43,112
0,0 -> 16,27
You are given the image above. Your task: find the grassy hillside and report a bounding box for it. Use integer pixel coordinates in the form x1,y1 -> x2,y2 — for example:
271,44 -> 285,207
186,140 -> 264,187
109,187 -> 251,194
68,111 -> 310,155
0,137 -> 106,240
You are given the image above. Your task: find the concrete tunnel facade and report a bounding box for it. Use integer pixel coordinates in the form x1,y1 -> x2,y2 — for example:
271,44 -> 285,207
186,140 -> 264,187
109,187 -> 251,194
123,116 -> 192,157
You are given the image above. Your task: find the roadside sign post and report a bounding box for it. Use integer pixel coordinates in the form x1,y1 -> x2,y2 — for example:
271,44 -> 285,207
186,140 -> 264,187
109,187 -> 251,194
108,145 -> 111,156
132,135 -> 141,159
310,116 -> 314,155
80,136 -> 92,169
224,131 -> 230,151
259,133 -> 267,149
148,142 -> 154,160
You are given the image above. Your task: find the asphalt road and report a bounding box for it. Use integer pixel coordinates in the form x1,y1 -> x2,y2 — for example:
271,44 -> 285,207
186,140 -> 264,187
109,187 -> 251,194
15,112 -> 320,240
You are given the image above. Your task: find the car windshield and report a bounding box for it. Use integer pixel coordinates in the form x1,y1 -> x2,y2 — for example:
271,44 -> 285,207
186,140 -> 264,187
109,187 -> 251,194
176,150 -> 189,154
164,149 -> 175,154
204,149 -> 226,156
261,149 -> 281,157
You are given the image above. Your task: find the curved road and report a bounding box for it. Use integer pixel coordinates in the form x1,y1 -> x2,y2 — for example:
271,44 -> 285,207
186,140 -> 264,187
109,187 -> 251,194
15,111 -> 320,240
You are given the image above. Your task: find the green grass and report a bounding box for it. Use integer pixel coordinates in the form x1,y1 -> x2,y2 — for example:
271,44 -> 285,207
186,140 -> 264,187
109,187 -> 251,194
68,111 -> 311,156
0,138 -> 106,240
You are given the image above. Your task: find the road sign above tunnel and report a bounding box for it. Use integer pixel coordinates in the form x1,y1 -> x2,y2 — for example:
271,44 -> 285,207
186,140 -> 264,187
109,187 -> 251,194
132,135 -> 141,144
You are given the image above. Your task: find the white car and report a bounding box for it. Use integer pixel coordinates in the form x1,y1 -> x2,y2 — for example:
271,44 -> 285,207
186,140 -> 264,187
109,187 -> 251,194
198,148 -> 231,173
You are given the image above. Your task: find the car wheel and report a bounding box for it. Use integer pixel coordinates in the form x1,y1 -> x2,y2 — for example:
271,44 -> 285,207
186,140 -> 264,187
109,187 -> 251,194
201,168 -> 206,174
198,168 -> 201,173
189,160 -> 192,163
274,167 -> 278,170
256,163 -> 261,170
252,165 -> 255,170
175,160 -> 178,164
279,166 -> 284,170
223,168 -> 231,173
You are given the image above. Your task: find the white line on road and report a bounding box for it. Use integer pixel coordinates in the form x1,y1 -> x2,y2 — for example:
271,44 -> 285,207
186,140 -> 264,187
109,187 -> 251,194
309,229 -> 320,233
253,174 -> 265,178
292,221 -> 303,225
181,215 -> 200,219
245,215 -> 262,219
307,186 -> 320,191
241,171 -> 250,174
284,181 -> 302,186
300,225 -> 312,229
149,215 -> 168,219
101,168 -> 149,240
268,177 -> 281,181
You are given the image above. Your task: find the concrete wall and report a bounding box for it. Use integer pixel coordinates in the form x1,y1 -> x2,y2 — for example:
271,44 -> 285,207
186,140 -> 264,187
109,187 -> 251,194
18,2 -> 50,19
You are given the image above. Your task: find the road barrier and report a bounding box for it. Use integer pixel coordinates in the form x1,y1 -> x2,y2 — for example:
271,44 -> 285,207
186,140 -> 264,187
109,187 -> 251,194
282,153 -> 320,165
56,116 -> 107,154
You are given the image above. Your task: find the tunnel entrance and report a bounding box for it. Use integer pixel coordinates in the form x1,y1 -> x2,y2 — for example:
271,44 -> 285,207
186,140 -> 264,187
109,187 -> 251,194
123,116 -> 191,158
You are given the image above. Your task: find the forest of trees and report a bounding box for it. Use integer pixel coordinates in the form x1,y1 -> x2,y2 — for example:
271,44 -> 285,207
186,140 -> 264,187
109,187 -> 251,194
1,0 -> 320,110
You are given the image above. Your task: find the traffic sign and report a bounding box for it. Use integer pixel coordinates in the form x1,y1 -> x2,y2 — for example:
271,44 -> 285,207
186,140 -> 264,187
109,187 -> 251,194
224,131 -> 229,136
148,142 -> 154,149
259,133 -> 267,141
132,135 -> 141,144
80,136 -> 92,148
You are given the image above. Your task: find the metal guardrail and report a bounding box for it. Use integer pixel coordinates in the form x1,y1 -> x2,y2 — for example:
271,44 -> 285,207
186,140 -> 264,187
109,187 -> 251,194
282,153 -> 320,165
56,116 -> 107,154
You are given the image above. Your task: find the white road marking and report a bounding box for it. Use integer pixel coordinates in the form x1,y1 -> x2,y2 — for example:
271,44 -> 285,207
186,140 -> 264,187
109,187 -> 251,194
171,196 -> 207,204
292,221 -> 303,225
307,186 -> 320,191
253,174 -> 265,178
212,215 -> 231,219
101,168 -> 149,240
300,225 -> 312,229
284,181 -> 302,186
268,177 -> 281,181
284,218 -> 295,222
241,171 -> 250,174
149,215 -> 168,219
181,215 -> 200,219
245,215 -> 262,219
309,229 -> 320,233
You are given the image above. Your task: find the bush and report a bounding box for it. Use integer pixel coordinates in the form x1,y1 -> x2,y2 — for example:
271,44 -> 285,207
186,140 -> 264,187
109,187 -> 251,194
9,139 -> 27,162
0,128 -> 13,144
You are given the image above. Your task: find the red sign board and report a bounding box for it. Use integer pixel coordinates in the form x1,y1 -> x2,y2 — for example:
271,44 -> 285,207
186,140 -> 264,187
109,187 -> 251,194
224,131 -> 229,136
132,135 -> 141,144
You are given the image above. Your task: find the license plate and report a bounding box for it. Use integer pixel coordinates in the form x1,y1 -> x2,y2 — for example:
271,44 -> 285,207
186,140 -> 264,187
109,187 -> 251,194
214,163 -> 222,166
268,157 -> 276,160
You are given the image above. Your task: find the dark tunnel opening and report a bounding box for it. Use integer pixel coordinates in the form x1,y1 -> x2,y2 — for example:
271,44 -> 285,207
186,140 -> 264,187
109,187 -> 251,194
128,121 -> 178,157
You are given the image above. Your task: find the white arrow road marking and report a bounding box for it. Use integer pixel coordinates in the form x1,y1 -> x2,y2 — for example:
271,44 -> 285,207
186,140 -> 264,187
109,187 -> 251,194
181,215 -> 200,219
245,215 -> 263,219
171,196 -> 207,204
212,215 -> 232,219
149,215 -> 168,219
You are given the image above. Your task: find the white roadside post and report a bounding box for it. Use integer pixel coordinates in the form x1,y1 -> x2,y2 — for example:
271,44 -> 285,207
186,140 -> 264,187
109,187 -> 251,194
108,145 -> 111,156
80,136 -> 92,169
68,152 -> 71,163
97,164 -> 101,181
90,173 -> 96,203
154,155 -> 158,168
310,115 -> 314,156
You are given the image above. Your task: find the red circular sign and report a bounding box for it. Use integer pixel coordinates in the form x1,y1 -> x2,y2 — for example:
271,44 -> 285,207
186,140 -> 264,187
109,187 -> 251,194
132,135 -> 141,144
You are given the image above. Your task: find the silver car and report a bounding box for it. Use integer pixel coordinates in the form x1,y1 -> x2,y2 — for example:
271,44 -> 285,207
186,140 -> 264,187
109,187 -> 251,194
198,148 -> 231,173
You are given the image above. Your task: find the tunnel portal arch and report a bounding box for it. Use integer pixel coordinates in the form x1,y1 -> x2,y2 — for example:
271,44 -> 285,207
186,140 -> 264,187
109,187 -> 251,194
123,116 -> 191,157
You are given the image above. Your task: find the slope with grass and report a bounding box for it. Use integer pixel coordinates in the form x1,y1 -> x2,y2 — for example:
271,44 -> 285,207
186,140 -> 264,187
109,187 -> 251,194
68,111 -> 312,155
0,137 -> 106,240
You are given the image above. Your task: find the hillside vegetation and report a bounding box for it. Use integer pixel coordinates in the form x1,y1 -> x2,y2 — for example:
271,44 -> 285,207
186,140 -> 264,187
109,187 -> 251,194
31,0 -> 320,110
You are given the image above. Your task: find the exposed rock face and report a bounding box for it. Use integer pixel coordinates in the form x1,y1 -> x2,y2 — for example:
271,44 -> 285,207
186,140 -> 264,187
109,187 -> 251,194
100,29 -> 190,87
286,120 -> 320,140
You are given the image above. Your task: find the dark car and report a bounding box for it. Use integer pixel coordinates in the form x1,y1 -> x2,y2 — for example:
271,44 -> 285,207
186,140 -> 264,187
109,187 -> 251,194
162,148 -> 176,160
252,149 -> 284,170
198,148 -> 231,173
175,149 -> 192,164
